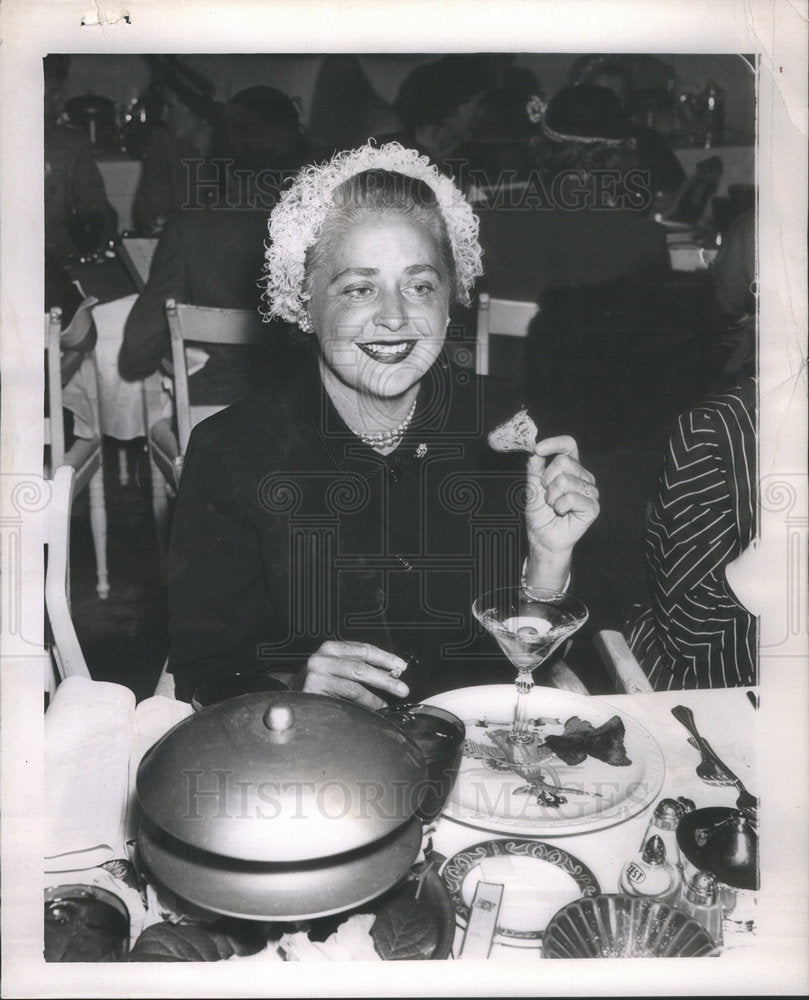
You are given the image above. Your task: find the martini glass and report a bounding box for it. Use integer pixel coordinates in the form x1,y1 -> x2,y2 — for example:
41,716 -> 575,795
472,586 -> 589,744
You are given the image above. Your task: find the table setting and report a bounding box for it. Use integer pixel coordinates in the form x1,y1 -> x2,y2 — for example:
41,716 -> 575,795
43,623 -> 760,966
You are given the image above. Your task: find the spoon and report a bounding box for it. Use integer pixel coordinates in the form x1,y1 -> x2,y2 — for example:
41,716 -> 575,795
671,705 -> 735,786
687,736 -> 759,818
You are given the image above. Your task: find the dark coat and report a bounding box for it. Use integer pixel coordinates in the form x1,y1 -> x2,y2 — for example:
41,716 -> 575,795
167,356 -> 529,702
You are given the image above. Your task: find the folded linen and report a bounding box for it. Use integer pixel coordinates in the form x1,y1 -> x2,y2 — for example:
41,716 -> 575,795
44,676 -> 136,872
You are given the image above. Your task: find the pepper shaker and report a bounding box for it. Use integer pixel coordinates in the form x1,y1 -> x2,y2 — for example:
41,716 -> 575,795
640,798 -> 684,869
679,870 -> 724,947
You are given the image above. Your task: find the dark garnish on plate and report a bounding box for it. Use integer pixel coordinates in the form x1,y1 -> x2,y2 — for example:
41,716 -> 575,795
543,715 -> 632,767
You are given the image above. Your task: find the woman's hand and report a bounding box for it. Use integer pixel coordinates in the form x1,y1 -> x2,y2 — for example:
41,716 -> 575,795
301,640 -> 410,710
523,435 -> 600,588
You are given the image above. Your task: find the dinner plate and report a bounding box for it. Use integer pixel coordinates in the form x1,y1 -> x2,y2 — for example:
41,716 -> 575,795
423,685 -> 665,836
440,838 -> 600,948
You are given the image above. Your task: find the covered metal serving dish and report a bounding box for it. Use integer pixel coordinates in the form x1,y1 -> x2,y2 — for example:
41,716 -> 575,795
136,692 -> 428,920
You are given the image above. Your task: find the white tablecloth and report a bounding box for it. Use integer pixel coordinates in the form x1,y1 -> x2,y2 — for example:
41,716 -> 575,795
44,683 -> 761,962
430,686 -> 758,959
91,296 -> 170,441
97,157 -> 142,234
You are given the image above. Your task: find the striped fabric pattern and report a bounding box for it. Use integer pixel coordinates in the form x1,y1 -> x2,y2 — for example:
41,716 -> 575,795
629,378 -> 757,689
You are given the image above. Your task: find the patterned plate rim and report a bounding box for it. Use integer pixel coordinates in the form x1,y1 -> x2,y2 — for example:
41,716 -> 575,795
439,837 -> 600,941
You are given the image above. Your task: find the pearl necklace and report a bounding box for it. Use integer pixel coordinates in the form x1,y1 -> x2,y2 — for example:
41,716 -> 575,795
347,398 -> 418,449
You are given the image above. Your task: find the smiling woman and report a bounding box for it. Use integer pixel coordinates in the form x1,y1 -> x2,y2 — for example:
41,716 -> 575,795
307,203 -> 451,443
166,142 -> 601,706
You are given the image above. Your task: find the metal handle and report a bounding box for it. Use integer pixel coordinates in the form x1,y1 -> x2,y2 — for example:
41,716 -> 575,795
671,704 -> 711,756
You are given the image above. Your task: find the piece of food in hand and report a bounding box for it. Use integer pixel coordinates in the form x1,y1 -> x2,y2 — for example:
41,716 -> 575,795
487,408 -> 538,453
544,715 -> 632,767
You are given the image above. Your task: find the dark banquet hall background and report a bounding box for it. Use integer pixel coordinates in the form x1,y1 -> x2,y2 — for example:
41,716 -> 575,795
42,51 -> 757,700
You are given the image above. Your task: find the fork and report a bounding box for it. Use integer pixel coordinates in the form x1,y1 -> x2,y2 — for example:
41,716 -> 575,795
687,736 -> 758,817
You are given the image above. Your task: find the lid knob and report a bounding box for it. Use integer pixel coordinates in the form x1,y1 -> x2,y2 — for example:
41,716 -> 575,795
263,702 -> 295,737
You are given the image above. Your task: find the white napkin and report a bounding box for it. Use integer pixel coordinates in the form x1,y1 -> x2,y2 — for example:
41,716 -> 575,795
45,676 -> 136,872
91,294 -> 145,440
279,914 -> 380,961
126,695 -> 192,844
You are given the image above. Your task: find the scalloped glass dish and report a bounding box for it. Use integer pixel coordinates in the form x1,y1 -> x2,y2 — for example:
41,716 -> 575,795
542,894 -> 719,958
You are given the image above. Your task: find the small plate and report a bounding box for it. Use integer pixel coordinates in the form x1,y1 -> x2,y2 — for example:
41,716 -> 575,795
440,838 -> 600,948
423,685 -> 665,837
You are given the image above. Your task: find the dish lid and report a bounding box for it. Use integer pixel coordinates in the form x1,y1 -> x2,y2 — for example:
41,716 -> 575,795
137,692 -> 426,863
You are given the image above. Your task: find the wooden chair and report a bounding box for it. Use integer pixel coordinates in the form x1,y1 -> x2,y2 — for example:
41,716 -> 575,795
147,299 -> 268,554
44,465 -> 93,695
475,292 -> 539,377
45,303 -> 109,599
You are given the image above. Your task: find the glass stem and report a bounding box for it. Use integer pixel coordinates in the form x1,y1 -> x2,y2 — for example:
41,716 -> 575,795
510,671 -> 535,744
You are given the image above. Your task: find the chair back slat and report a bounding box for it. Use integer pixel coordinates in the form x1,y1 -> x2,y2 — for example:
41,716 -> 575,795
45,466 -> 92,681
45,308 -> 65,465
475,293 -> 539,376
165,299 -> 267,454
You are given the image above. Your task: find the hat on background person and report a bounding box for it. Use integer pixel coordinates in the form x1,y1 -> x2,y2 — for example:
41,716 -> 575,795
541,83 -> 630,144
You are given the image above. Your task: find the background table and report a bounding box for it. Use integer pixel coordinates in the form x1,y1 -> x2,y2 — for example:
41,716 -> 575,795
97,155 -> 142,234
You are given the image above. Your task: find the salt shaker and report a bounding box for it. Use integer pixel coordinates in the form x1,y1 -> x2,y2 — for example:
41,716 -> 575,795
620,835 -> 682,904
679,870 -> 724,947
640,798 -> 683,869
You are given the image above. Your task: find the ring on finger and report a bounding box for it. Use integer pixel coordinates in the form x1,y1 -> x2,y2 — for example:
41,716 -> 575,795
581,482 -> 592,498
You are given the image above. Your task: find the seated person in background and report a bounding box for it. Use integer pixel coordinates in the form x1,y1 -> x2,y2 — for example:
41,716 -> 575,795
478,84 -> 670,302
567,54 -> 686,211
472,63 -> 545,184
131,55 -> 219,235
44,55 -> 118,261
711,208 -> 756,382
627,376 -> 757,689
167,142 -> 600,704
478,84 -> 691,450
119,86 -> 312,406
627,207 -> 758,689
385,55 -> 499,187
307,55 -> 403,158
